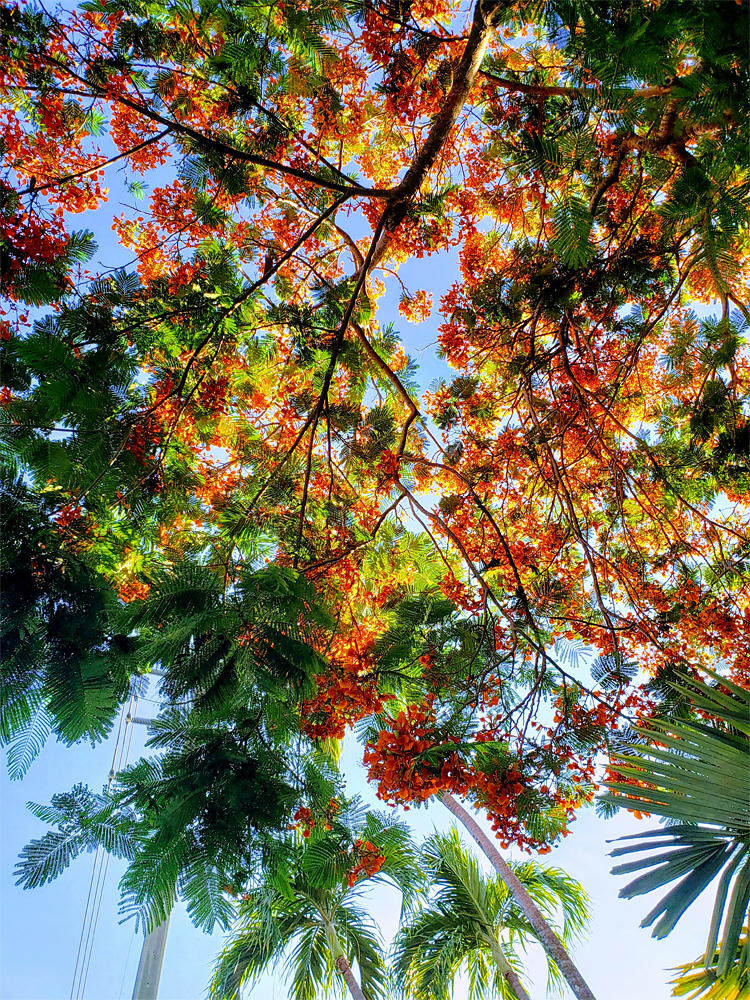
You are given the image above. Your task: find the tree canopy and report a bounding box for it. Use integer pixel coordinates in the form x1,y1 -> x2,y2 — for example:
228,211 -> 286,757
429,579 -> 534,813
1,0 -> 748,996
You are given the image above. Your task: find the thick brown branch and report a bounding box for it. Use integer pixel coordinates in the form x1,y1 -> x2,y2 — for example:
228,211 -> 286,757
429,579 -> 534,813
399,2 -> 501,200
480,69 -> 673,100
366,0 -> 502,271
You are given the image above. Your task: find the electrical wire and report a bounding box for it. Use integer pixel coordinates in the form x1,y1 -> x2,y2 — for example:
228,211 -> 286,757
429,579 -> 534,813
69,695 -> 129,1000
70,677 -> 144,1000
77,850 -> 111,1000
69,844 -> 106,1000
117,924 -> 137,1000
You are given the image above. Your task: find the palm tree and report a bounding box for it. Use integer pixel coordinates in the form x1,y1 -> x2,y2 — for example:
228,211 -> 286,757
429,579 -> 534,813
668,926 -> 748,999
393,828 -> 591,1000
440,792 -> 597,1000
210,809 -> 421,1000
601,670 -> 750,992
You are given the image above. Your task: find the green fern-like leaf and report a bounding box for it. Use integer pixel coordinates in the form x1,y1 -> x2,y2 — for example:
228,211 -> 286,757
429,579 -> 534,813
550,194 -> 595,269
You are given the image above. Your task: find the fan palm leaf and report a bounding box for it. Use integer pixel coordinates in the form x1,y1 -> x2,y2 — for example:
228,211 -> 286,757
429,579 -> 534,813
601,671 -> 750,987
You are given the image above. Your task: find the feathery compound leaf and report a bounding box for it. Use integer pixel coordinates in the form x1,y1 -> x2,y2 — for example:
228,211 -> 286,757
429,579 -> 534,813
15,830 -> 84,889
549,194 -> 595,269
5,701 -> 51,780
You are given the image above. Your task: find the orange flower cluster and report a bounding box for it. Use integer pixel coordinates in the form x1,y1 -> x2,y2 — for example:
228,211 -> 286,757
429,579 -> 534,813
292,798 -> 340,837
471,766 -> 566,853
52,503 -> 84,528
375,449 -> 400,482
124,415 -> 162,465
293,805 -> 315,838
366,706 -> 579,851
329,554 -> 361,595
438,572 -> 482,612
364,701 -> 472,807
109,107 -> 170,173
118,579 -> 151,603
399,289 -> 433,324
197,375 -> 230,417
0,188 -> 69,298
347,840 -> 385,887
302,632 -> 393,740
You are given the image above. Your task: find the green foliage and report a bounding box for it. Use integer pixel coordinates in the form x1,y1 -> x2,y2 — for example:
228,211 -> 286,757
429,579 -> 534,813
122,562 -> 333,716
115,707 -> 307,931
0,471 -> 134,765
15,724 -> 344,933
393,828 -> 590,1000
12,557 -> 343,931
549,194 -> 595,269
654,310 -> 750,500
601,671 -> 750,987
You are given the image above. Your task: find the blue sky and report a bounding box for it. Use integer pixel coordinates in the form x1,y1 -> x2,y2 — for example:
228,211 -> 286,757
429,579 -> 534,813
1,709 -> 710,1000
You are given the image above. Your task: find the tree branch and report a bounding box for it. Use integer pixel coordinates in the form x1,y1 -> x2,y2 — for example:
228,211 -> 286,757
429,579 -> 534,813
16,129 -> 171,196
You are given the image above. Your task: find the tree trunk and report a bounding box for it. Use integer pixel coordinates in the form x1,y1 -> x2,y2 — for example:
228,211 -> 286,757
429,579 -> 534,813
323,919 -> 368,1000
334,955 -> 368,1000
440,792 -> 597,1000
488,940 -> 532,1000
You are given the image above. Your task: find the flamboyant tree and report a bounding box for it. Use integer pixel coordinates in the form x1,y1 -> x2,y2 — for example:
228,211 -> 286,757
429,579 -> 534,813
1,0 -> 748,994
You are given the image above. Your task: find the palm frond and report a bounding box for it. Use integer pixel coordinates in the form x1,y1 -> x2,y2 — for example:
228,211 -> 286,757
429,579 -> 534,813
336,903 -> 387,1000
394,828 -> 589,1000
601,672 -> 750,985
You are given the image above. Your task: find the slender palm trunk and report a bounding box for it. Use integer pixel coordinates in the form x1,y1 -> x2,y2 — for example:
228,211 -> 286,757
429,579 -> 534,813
488,940 -> 532,1000
323,919 -> 368,1000
440,792 -> 597,1000
334,954 -> 368,1000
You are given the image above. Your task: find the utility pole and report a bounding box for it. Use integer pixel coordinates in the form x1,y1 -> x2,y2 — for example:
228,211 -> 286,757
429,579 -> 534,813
130,668 -> 171,1000
132,914 -> 171,1000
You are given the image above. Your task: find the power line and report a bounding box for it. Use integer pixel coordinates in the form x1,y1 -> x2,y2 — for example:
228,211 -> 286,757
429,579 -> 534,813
118,925 -> 138,1000
69,676 -> 147,1000
69,694 -> 129,1000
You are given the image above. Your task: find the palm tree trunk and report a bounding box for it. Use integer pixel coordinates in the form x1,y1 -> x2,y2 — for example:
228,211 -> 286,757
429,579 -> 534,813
440,791 -> 597,1000
334,955 -> 368,1000
488,940 -> 532,1000
323,919 -> 368,1000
